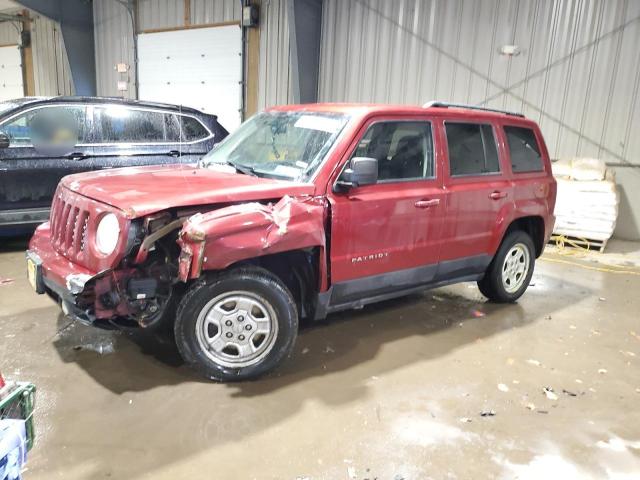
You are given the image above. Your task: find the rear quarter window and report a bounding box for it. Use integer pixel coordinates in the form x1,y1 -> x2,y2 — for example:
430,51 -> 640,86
505,126 -> 543,173
181,116 -> 209,141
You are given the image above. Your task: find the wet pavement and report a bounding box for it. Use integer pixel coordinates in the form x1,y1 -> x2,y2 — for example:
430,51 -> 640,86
1,236 -> 639,479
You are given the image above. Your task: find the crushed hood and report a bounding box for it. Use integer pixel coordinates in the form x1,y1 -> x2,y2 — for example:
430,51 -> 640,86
61,164 -> 315,218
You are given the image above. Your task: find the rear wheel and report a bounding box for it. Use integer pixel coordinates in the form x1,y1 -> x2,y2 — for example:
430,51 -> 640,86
478,230 -> 535,303
174,267 -> 298,381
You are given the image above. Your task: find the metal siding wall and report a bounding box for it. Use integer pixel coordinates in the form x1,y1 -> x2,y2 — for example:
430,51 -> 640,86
93,0 -> 136,99
31,15 -> 74,96
258,0 -> 293,109
319,0 -> 640,166
138,0 -> 184,31
0,21 -> 19,45
190,0 -> 241,24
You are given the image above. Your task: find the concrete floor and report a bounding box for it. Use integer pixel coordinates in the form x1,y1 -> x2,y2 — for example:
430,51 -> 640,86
1,236 -> 639,480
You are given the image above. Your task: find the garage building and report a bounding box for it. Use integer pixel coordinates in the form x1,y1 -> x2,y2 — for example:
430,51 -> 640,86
1,1 -> 639,479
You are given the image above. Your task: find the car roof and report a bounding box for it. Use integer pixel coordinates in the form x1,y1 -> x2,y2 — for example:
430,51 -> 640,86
268,102 -> 531,122
3,96 -> 208,116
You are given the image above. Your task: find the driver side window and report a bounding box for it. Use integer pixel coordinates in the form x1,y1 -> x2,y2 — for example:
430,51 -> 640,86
353,121 -> 434,181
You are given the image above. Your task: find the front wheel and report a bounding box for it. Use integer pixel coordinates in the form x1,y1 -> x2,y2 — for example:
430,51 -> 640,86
175,267 -> 298,381
477,230 -> 535,303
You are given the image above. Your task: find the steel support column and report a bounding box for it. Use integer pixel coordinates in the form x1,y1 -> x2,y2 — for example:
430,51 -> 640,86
17,0 -> 96,95
287,0 -> 322,104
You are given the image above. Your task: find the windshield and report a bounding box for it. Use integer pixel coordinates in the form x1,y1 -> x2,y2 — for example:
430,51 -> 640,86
201,111 -> 349,181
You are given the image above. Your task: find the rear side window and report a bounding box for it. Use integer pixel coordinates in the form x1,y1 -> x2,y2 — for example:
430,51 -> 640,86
97,107 -> 172,143
353,121 -> 434,181
446,123 -> 499,176
505,126 -> 543,173
181,116 -> 209,141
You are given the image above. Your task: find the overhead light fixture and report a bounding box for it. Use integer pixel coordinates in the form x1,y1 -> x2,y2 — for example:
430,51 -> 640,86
499,45 -> 521,56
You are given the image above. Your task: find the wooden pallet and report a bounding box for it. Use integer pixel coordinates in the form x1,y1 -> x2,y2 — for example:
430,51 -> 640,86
548,234 -> 608,253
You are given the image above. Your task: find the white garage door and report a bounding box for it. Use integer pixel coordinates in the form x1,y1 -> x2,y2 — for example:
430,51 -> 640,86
138,25 -> 242,131
0,45 -> 24,101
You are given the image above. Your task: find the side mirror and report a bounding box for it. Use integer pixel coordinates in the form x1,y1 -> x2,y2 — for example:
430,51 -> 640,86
0,132 -> 9,149
335,157 -> 378,192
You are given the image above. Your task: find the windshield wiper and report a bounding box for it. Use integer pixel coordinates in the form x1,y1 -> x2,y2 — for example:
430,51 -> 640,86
226,160 -> 258,176
200,159 -> 257,176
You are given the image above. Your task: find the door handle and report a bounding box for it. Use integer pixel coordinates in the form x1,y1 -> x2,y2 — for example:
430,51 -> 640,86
489,191 -> 507,200
415,199 -> 440,209
66,152 -> 88,161
167,150 -> 181,157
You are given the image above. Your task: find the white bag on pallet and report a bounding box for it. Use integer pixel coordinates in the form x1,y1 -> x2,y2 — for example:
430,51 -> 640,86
552,159 -> 619,244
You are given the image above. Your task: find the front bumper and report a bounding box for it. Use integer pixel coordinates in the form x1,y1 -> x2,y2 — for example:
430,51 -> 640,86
27,222 -> 99,325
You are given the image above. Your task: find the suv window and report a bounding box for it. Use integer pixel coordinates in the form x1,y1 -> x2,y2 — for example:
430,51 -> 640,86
353,121 -> 434,181
97,107 -> 172,143
1,105 -> 87,147
446,123 -> 499,176
505,126 -> 543,173
181,116 -> 209,141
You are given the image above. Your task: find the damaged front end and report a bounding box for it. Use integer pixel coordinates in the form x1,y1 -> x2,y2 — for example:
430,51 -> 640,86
176,195 -> 328,282
31,193 -> 328,330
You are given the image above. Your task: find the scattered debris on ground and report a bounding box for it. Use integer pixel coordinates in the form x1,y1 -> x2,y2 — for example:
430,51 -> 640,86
543,387 -> 559,400
480,410 -> 496,417
72,341 -> 115,355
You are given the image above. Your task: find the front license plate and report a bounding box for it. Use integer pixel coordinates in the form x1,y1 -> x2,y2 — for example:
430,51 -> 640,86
27,257 -> 37,291
26,252 -> 43,294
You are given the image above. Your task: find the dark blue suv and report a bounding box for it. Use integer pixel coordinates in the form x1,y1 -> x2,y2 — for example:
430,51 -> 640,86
0,96 -> 228,235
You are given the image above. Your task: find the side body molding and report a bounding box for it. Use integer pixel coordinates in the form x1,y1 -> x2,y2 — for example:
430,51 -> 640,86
177,195 -> 328,281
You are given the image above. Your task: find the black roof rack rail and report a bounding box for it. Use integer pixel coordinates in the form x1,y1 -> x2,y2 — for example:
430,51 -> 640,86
422,101 -> 525,118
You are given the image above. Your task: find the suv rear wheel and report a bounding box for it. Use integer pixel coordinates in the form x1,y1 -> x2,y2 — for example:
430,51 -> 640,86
478,230 -> 535,303
175,267 -> 298,381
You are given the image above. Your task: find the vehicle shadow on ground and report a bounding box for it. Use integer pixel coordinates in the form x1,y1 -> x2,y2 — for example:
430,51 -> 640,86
51,270 -> 589,399
230,276 -> 584,401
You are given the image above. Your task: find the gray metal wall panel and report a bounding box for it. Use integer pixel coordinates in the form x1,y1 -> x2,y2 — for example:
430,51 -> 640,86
258,0 -> 293,109
0,21 -> 19,45
138,0 -> 184,31
319,0 -> 640,166
93,0 -> 136,99
31,15 -> 74,96
190,0 -> 241,24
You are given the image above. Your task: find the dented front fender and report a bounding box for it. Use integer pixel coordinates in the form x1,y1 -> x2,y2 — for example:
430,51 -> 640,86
176,195 -> 327,281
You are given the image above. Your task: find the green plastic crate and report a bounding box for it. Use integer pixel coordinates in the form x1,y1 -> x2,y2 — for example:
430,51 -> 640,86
0,383 -> 36,451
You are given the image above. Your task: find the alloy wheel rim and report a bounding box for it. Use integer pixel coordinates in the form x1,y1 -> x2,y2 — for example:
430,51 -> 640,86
501,243 -> 530,293
195,291 -> 278,368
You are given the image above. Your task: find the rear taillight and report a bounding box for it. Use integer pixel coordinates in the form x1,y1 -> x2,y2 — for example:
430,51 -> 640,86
0,372 -> 5,389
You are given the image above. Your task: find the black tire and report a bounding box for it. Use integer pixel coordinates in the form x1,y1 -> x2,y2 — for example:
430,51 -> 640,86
477,230 -> 536,303
174,267 -> 298,381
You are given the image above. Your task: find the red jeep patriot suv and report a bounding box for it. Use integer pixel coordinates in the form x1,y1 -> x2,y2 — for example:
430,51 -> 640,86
26,102 -> 556,381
